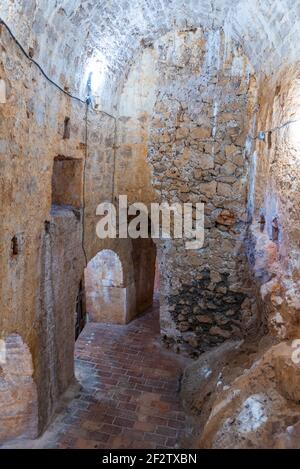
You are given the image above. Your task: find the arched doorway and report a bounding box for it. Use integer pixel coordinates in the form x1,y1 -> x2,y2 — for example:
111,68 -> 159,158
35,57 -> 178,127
84,237 -> 157,325
131,237 -> 157,314
84,249 -> 135,324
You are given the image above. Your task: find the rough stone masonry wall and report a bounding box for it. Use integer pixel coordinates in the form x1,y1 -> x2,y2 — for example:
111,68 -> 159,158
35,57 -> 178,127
248,63 -> 300,342
178,63 -> 300,449
115,27 -> 260,356
0,25 -> 90,440
182,66 -> 300,445
146,28 -> 259,356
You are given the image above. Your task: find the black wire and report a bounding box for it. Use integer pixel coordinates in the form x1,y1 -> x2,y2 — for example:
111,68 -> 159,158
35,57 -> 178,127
0,16 -> 116,120
82,103 -> 89,267
111,119 -> 118,203
4,15 -> 300,140
0,16 -> 119,268
0,17 -> 87,104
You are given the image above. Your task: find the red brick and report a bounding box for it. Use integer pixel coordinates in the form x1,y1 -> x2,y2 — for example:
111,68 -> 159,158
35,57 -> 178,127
113,417 -> 135,428
156,426 -> 177,437
101,424 -> 122,436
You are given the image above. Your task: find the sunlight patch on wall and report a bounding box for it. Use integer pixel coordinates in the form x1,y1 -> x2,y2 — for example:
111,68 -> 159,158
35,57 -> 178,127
83,53 -> 108,106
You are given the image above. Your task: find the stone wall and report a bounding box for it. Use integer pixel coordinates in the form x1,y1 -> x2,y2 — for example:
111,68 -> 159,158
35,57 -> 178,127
0,334 -> 38,443
0,25 -> 101,438
248,63 -> 300,342
180,63 -> 300,448
38,206 -> 84,427
150,29 -> 259,356
0,22 -> 158,442
115,45 -> 159,206
116,27 -> 259,356
51,156 -> 83,209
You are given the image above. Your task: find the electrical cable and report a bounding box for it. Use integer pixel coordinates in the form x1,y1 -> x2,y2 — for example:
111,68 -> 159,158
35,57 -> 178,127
3,16 -> 299,140
0,16 -> 116,120
0,15 -> 118,267
0,17 -> 86,104
251,117 -> 300,141
82,103 -> 89,267
111,118 -> 118,204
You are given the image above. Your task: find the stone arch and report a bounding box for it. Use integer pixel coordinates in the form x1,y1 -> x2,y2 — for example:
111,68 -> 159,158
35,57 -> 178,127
90,249 -> 124,287
84,249 -> 136,324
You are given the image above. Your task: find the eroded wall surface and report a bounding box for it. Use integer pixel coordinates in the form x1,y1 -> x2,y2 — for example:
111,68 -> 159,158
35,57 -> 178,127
248,64 -> 300,341
0,26 -> 88,437
38,206 -> 84,427
2,0 -> 300,450
117,27 -> 259,356
0,334 -> 38,443
180,63 -> 300,449
2,0 -> 300,111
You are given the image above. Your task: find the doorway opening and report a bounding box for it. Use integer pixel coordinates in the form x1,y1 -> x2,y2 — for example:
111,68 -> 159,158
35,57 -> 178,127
131,236 -> 157,314
84,249 -> 134,324
84,236 -> 157,325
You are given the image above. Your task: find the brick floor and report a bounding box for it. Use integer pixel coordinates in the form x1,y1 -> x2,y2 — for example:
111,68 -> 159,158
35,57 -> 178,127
28,300 -> 191,449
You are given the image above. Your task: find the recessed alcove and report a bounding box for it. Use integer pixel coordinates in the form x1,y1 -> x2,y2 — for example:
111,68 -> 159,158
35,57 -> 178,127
51,156 -> 83,209
63,117 -> 71,139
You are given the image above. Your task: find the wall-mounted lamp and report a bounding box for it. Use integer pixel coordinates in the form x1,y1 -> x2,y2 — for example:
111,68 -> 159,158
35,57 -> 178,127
0,79 -> 6,104
83,54 -> 107,106
86,72 -> 93,105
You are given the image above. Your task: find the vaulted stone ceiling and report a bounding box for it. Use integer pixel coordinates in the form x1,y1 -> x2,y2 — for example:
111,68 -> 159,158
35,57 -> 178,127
1,0 -> 300,107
